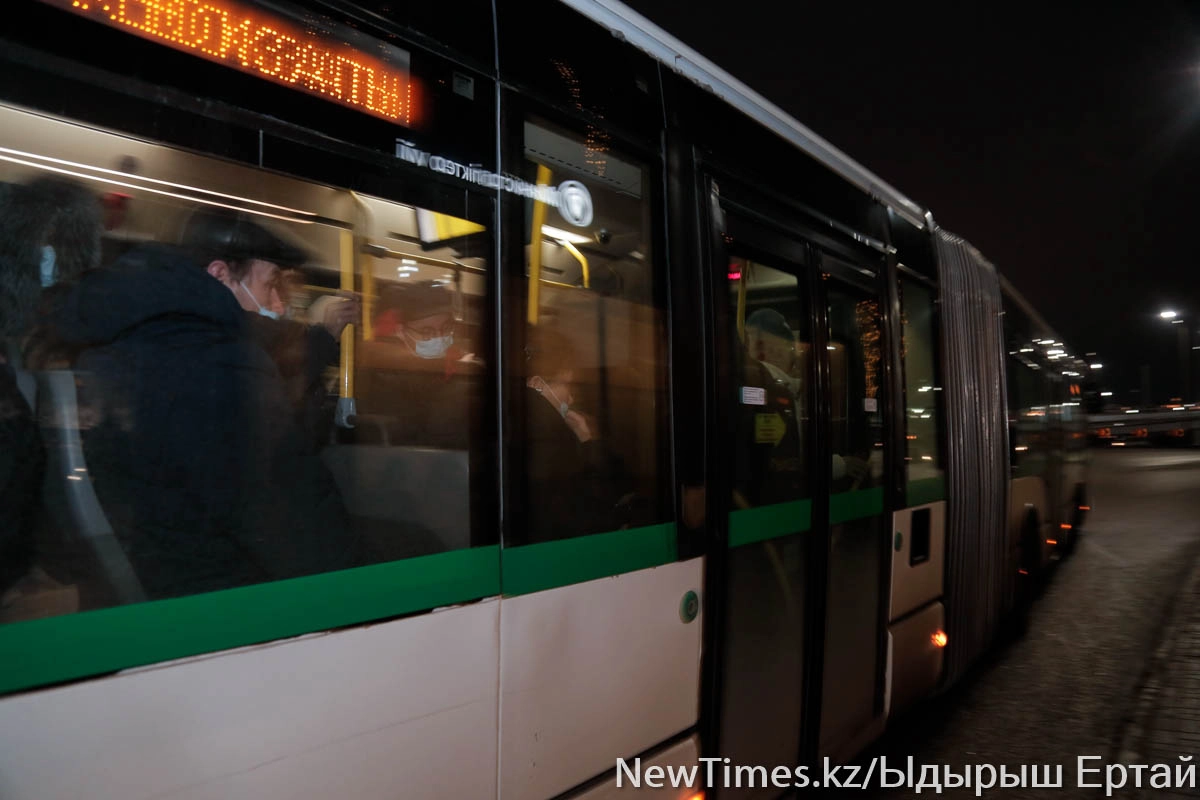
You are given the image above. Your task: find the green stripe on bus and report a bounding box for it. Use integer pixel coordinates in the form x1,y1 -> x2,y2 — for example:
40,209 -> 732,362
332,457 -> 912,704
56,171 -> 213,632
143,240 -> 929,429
0,545 -> 499,696
728,500 -> 812,548
907,475 -> 947,506
829,487 -> 885,524
501,522 -> 678,597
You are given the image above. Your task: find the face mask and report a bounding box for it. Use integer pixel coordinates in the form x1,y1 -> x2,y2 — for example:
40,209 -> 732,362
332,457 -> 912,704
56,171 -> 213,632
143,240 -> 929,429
239,280 -> 280,320
39,245 -> 57,288
412,333 -> 452,360
534,378 -> 570,419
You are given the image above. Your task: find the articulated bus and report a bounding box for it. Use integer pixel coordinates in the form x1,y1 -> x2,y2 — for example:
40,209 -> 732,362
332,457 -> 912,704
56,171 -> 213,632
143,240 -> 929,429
0,1 -> 1089,797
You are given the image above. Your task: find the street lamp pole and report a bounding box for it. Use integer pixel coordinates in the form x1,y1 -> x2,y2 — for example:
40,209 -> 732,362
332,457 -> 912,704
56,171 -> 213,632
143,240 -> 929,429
1180,322 -> 1191,403
1160,310 -> 1191,404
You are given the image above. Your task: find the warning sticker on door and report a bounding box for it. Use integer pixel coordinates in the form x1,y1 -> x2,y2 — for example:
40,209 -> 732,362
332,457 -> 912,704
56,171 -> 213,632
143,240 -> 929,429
755,413 -> 786,445
741,386 -> 766,406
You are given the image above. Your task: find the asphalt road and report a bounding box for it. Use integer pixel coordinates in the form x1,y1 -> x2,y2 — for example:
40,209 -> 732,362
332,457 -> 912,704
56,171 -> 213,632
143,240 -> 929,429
852,447 -> 1200,799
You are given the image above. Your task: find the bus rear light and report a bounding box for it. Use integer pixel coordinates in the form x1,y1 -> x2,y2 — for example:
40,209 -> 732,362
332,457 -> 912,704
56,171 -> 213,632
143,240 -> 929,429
1060,523 -> 1072,530
686,793 -> 705,800
1018,569 -> 1029,575
931,630 -> 948,648
1046,539 -> 1058,546
1080,506 -> 1091,511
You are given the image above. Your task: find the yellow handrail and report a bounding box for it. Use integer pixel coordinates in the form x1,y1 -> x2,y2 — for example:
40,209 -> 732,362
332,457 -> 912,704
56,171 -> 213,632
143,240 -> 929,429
561,240 -> 590,289
339,228 -> 355,399
526,164 -> 553,325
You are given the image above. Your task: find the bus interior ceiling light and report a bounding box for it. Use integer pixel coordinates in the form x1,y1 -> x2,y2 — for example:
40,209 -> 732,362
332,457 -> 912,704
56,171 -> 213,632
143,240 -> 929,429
541,225 -> 592,245
0,153 -> 314,225
0,146 -> 315,217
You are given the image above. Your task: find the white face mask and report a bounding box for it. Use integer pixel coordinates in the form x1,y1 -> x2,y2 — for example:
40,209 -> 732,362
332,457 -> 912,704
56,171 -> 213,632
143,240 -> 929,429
39,245 -> 57,288
239,280 -> 280,320
532,377 -> 570,418
412,333 -> 452,360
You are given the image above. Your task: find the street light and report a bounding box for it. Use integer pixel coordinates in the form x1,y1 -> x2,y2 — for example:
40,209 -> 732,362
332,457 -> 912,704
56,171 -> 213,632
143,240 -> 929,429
1158,309 -> 1191,403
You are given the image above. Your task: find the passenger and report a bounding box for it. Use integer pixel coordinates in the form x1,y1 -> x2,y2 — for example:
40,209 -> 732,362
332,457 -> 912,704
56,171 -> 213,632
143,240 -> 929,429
738,309 -> 867,507
182,210 -> 360,449
42,209 -> 361,598
357,280 -> 482,450
0,177 -> 101,605
522,322 -> 629,542
0,177 -> 103,369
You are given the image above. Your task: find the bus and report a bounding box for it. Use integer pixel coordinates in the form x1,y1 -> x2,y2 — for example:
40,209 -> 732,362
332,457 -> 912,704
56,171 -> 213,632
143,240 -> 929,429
0,1 -> 1089,797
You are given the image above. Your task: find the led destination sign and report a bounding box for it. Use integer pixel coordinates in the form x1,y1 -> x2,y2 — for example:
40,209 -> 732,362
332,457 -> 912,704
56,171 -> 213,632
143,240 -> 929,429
41,0 -> 417,126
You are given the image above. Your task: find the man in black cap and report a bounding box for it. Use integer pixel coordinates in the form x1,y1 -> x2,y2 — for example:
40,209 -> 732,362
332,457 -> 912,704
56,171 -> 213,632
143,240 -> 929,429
45,208 -> 361,599
183,208 -> 359,447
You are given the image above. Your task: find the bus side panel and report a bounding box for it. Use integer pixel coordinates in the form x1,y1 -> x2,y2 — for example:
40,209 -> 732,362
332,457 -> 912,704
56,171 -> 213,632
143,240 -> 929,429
563,734 -> 701,800
499,558 -> 703,800
0,601 -> 499,800
889,502 -> 946,622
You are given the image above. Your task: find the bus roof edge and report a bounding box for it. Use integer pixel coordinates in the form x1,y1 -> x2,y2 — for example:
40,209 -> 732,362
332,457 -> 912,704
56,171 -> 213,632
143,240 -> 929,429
559,0 -> 931,230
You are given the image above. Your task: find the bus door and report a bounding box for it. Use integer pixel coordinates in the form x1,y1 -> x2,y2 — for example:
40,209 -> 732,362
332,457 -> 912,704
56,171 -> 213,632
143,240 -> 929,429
814,252 -> 890,760
706,190 -> 890,788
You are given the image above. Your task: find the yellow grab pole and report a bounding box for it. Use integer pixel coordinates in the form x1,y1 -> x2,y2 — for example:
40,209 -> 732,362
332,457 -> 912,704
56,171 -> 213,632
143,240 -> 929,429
361,250 -> 376,342
336,228 -> 357,427
526,164 -> 553,326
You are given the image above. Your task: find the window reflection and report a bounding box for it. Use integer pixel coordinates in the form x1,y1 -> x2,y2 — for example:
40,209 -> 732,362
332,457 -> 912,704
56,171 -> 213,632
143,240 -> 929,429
0,103 -> 490,620
518,118 -> 668,544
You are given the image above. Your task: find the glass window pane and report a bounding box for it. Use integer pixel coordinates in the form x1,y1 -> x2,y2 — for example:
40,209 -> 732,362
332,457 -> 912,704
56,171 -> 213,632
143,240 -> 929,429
900,279 -> 944,501
730,257 -> 810,508
826,282 -> 885,490
0,102 -> 491,620
518,117 -> 668,544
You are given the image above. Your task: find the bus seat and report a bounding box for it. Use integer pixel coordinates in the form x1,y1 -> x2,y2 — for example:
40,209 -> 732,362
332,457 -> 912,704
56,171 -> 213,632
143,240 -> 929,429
34,370 -> 146,605
321,445 -> 471,554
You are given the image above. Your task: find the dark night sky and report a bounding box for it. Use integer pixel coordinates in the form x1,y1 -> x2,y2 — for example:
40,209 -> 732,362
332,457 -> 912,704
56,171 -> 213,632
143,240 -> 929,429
623,0 -> 1200,404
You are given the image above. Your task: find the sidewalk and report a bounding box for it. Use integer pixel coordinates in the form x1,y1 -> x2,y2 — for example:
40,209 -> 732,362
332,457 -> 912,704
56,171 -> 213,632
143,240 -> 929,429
1120,558 -> 1200,797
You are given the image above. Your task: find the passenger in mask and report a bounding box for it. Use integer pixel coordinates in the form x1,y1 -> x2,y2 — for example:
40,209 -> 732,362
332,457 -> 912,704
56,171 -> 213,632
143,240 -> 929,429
0,177 -> 104,370
0,177 -> 101,613
42,208 -> 362,598
183,208 -> 359,449
357,280 -> 483,450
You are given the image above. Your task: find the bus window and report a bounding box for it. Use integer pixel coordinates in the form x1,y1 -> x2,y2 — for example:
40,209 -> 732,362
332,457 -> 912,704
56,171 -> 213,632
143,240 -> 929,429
731,258 -> 811,509
899,279 -> 945,504
518,117 -> 668,544
0,102 -> 493,619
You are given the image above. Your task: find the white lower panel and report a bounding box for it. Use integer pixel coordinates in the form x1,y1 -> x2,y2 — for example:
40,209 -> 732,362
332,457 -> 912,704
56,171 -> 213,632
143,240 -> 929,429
0,600 -> 499,800
500,558 -> 704,800
568,735 -> 701,800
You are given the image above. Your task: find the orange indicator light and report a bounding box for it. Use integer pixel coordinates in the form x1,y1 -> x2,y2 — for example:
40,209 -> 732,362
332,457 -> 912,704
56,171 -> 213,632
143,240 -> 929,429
931,631 -> 948,648
1080,505 -> 1091,511
1046,539 -> 1058,546
1060,523 -> 1072,530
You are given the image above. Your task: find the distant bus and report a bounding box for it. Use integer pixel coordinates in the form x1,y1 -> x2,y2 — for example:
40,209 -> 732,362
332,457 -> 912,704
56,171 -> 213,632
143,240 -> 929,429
0,1 -> 1088,798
